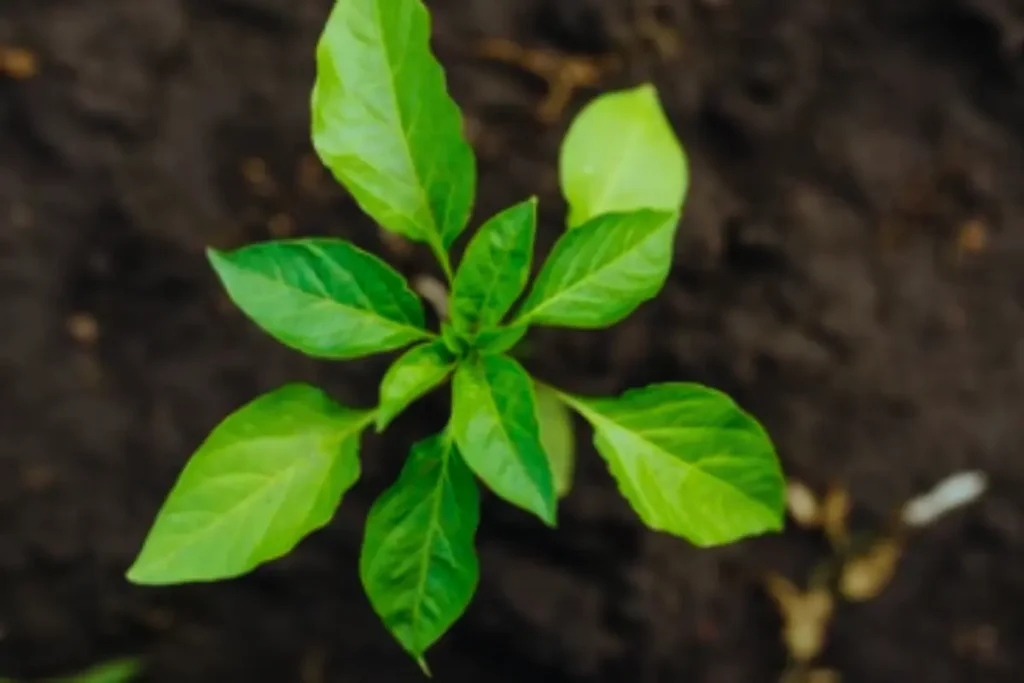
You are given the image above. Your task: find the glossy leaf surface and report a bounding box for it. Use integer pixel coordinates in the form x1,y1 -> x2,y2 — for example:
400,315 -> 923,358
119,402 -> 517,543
450,198 -> 536,334
515,210 -> 678,329
561,84 -> 688,228
361,434 -> 480,667
209,239 -> 427,359
128,385 -> 371,584
312,0 -> 476,264
451,355 -> 556,524
377,340 -> 455,430
565,383 -> 784,546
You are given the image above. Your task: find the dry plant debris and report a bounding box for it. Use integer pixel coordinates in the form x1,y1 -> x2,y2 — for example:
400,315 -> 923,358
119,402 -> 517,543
475,37 -> 620,124
768,471 -> 988,680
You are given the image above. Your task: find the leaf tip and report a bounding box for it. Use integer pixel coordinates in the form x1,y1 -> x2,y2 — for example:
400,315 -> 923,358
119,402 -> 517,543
416,656 -> 432,678
124,560 -> 156,586
204,245 -> 226,264
541,503 -> 558,528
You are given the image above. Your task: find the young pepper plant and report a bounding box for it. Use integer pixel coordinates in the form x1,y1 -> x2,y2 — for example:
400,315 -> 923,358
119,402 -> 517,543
127,0 -> 786,672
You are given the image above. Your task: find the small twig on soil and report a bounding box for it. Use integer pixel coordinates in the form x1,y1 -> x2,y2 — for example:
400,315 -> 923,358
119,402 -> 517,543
474,38 -> 620,124
820,483 -> 851,552
763,572 -> 835,664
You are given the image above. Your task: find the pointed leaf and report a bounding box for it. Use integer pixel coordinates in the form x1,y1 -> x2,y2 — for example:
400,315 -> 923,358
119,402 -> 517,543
208,239 -> 428,359
564,383 -> 784,546
561,84 -> 688,228
534,384 -> 576,498
451,355 -> 556,524
450,198 -> 536,334
312,0 -> 476,262
361,434 -> 480,662
515,210 -> 678,329
377,340 -> 455,430
127,384 -> 372,584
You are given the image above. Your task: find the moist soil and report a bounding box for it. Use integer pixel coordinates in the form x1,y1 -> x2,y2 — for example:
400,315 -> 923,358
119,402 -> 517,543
2,0 -> 1024,681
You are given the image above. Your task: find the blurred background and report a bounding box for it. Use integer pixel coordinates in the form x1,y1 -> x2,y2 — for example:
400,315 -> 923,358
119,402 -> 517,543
2,0 -> 1023,681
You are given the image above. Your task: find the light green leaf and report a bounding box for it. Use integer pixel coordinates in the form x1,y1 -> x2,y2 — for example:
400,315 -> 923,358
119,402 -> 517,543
361,434 -> 480,665
127,384 -> 372,584
451,355 -> 556,525
562,383 -> 784,546
312,0 -> 476,269
377,340 -> 455,430
561,84 -> 688,228
514,210 -> 678,329
534,384 -> 575,498
208,239 -> 428,360
451,198 -> 536,334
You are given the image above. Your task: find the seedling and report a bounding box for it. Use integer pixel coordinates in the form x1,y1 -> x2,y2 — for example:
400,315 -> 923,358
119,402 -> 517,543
127,0 -> 785,671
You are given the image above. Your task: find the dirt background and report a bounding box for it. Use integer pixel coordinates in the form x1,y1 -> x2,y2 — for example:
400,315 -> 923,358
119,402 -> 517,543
2,0 -> 1024,681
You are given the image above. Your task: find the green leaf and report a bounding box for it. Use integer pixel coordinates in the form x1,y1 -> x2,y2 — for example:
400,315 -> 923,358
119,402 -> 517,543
474,323 -> 528,356
534,384 -> 576,498
562,383 -> 784,546
127,384 -> 371,584
377,340 -> 455,430
48,659 -> 142,683
312,0 -> 476,270
209,239 -> 428,360
451,355 -> 556,525
440,321 -> 469,357
450,198 -> 536,334
514,210 -> 678,329
561,84 -> 688,228
361,434 -> 480,666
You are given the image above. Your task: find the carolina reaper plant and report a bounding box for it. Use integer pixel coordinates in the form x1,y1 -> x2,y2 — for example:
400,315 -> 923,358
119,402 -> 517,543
127,0 -> 785,671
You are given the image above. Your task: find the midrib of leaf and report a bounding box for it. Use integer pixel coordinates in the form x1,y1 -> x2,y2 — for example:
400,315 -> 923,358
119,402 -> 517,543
477,369 -> 542,506
409,439 -> 453,650
574,124 -> 643,222
557,393 -> 777,518
136,413 -> 373,576
462,236 -> 520,330
236,264 -> 428,340
139,447 -> 301,577
370,0 -> 451,274
517,219 -> 669,323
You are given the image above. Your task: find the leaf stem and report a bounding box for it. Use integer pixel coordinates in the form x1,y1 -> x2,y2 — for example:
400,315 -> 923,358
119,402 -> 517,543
429,239 -> 454,283
533,379 -> 595,422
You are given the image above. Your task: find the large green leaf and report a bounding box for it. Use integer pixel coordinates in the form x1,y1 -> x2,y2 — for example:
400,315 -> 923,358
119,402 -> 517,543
561,84 -> 689,228
514,210 -> 678,329
127,384 -> 372,584
451,355 -> 556,525
361,434 -> 480,669
534,384 -> 576,498
208,239 -> 428,360
312,0 -> 476,269
377,340 -> 455,430
450,198 -> 536,334
563,383 -> 784,546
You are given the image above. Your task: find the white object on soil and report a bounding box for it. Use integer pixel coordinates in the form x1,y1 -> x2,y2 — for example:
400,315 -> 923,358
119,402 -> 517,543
901,470 -> 988,528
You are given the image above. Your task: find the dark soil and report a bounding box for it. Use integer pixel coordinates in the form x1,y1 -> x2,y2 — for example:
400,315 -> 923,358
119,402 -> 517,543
3,0 -> 1024,681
